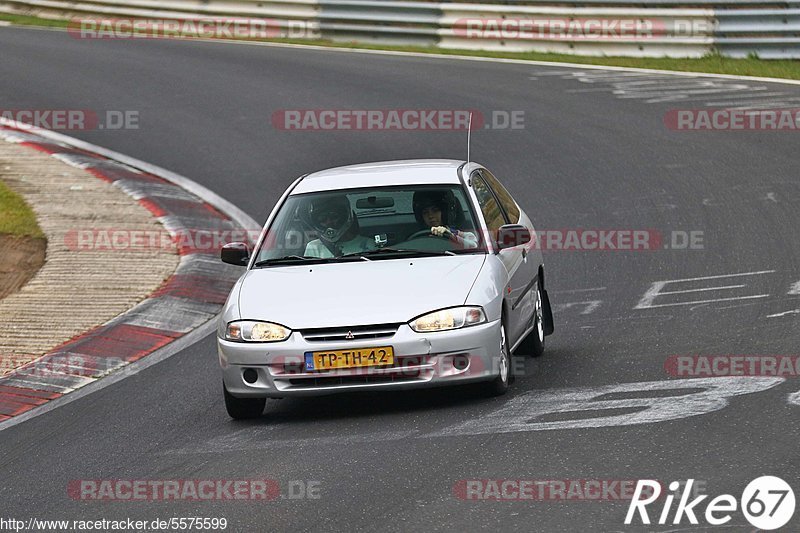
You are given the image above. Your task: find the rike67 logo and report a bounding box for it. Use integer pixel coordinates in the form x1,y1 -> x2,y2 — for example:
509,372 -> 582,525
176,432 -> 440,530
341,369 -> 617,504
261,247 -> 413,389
625,477 -> 795,530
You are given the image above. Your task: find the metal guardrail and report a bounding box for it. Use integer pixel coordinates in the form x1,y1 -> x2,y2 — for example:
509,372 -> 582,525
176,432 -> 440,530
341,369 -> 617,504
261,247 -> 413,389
439,3 -> 716,57
0,0 -> 798,57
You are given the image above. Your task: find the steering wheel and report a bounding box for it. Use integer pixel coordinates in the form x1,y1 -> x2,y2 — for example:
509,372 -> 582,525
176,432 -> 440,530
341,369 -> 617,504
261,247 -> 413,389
406,229 -> 446,240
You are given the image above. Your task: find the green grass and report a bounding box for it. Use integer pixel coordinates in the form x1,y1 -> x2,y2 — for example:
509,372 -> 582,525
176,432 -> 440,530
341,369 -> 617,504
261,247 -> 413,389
0,180 -> 44,239
0,12 -> 70,29
2,12 -> 799,80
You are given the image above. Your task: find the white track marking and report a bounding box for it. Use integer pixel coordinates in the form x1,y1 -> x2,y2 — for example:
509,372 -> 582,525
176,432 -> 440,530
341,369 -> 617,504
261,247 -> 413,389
643,89 -> 761,104
654,93 -> 790,105
705,93 -> 790,105
789,391 -> 800,407
651,270 -> 774,284
657,285 -> 746,296
558,72 -> 657,81
536,68 -> 800,108
552,287 -> 607,294
635,270 -> 775,310
788,281 -> 800,296
567,87 -> 630,93
168,378 -> 785,453
632,92 -> 781,105
729,104 -> 800,111
616,82 -> 746,94
712,300 -> 763,311
554,301 -> 602,315
767,309 -> 800,318
640,294 -> 769,309
433,377 -> 784,435
608,77 -> 702,87
616,83 -> 753,94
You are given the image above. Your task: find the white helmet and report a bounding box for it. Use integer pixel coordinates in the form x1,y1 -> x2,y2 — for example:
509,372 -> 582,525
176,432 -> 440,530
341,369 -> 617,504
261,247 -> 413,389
300,195 -> 354,244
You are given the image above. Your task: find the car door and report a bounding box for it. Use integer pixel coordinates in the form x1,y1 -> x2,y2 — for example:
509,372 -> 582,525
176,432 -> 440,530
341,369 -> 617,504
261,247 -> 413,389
480,169 -> 540,342
471,170 -> 531,345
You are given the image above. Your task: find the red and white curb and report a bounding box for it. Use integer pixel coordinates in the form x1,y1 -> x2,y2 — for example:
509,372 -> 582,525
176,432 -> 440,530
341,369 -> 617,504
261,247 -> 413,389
0,119 -> 260,429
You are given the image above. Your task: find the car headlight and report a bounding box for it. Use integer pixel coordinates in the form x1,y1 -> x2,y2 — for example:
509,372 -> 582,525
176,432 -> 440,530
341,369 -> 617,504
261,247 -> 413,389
224,320 -> 291,342
409,306 -> 487,333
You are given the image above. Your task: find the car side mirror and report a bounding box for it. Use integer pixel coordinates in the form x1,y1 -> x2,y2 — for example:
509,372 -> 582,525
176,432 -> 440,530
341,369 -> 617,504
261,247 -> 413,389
497,224 -> 531,250
221,242 -> 250,266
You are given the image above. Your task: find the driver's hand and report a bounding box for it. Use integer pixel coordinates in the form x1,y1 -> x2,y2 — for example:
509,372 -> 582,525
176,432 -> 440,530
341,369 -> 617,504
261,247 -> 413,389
431,226 -> 452,238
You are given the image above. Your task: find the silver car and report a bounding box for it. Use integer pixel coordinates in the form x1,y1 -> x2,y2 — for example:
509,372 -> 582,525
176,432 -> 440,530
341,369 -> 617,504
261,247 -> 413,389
217,160 -> 554,419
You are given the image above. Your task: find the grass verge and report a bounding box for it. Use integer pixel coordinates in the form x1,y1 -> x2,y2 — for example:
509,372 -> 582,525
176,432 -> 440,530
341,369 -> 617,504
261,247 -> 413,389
0,180 -> 44,239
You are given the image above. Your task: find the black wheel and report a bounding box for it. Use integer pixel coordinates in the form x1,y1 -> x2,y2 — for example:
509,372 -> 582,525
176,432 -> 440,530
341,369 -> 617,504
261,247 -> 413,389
484,319 -> 511,397
517,286 -> 545,358
223,382 -> 265,419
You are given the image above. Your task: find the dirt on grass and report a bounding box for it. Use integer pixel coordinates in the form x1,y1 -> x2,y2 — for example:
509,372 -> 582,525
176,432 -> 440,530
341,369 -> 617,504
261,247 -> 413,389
0,234 -> 46,300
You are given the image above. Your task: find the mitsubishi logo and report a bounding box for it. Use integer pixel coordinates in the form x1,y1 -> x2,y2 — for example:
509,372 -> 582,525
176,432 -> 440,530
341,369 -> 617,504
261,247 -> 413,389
345,331 -> 354,339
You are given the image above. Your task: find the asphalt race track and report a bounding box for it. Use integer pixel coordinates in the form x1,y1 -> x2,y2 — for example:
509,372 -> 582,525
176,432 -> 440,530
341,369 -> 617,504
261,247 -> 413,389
1,26 -> 800,531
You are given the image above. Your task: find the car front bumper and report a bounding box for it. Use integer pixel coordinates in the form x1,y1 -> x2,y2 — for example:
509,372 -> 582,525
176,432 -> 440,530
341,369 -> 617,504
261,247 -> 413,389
218,320 -> 501,398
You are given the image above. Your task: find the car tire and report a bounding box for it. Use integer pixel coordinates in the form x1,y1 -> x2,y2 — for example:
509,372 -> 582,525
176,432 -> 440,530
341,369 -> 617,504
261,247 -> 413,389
224,382 -> 266,420
517,286 -> 545,358
485,319 -> 511,397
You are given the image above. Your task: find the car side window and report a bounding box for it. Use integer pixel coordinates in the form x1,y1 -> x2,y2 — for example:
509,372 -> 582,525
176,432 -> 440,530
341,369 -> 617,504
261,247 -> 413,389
480,169 -> 520,223
472,174 -> 507,237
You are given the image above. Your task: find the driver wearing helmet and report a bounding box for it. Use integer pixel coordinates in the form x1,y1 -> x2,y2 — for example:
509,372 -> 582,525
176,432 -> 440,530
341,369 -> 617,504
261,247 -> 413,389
412,190 -> 479,249
301,195 -> 376,258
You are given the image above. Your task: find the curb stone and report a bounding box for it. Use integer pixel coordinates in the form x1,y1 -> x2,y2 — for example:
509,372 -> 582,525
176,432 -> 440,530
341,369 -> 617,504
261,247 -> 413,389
0,121 -> 260,425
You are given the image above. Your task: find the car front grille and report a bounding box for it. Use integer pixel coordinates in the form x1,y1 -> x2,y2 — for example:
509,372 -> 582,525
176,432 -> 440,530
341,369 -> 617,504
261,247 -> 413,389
300,323 -> 401,342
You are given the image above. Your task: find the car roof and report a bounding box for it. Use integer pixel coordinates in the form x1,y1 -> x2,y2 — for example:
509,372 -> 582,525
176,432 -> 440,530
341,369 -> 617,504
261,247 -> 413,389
290,159 -> 467,195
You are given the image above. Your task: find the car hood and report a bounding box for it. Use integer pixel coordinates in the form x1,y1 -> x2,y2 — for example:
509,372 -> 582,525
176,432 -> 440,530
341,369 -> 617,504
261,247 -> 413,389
237,254 -> 486,329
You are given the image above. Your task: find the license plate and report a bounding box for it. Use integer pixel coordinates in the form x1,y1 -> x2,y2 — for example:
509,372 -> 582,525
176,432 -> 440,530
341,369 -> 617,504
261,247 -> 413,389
305,346 -> 394,371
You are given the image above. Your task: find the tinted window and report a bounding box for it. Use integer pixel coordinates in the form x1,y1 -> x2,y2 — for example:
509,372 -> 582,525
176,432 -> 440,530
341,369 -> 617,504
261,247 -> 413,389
472,174 -> 506,236
481,169 -> 520,223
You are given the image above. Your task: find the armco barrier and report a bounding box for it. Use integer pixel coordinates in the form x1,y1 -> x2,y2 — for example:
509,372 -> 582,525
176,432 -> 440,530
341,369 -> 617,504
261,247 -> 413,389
0,0 -> 797,58
439,5 -> 716,58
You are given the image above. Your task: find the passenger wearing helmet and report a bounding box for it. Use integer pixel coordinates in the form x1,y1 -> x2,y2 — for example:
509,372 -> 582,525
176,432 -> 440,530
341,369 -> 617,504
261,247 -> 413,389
301,195 -> 376,258
412,190 -> 479,249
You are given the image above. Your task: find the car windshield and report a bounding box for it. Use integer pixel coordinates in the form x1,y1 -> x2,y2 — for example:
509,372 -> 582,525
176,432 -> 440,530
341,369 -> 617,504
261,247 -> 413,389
253,184 -> 487,265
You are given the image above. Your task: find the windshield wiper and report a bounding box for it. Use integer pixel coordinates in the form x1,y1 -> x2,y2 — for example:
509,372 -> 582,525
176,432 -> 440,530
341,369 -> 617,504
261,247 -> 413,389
253,255 -> 328,267
340,248 -> 456,259
255,249 -> 457,267
254,254 -> 372,267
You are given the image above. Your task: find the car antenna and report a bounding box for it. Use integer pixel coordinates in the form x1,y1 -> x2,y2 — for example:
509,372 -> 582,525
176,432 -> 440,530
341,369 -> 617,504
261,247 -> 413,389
466,111 -> 473,165
465,112 -> 474,186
